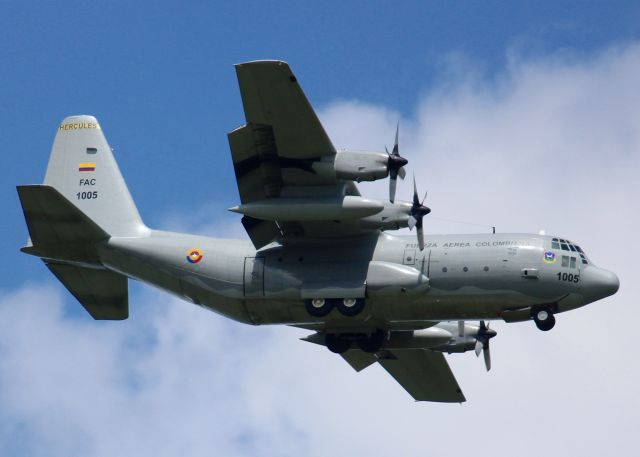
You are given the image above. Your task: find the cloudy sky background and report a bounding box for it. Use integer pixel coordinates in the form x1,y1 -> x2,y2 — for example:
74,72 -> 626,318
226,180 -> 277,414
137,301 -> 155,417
1,2 -> 639,456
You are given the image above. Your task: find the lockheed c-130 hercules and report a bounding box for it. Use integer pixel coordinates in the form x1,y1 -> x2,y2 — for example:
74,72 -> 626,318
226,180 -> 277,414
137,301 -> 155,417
17,60 -> 619,403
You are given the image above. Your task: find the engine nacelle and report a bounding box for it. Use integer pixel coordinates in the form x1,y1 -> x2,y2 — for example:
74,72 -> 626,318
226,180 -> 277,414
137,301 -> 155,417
429,322 -> 482,353
332,150 -> 389,182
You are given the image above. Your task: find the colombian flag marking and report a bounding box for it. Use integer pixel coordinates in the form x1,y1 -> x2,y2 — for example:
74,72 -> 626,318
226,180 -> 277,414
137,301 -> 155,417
79,163 -> 96,172
186,248 -> 203,264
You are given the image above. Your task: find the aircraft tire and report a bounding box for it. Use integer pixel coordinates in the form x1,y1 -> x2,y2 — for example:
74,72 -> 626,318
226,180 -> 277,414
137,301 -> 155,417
325,334 -> 352,354
532,307 -> 556,331
305,298 -> 334,317
336,298 -> 365,317
357,329 -> 385,353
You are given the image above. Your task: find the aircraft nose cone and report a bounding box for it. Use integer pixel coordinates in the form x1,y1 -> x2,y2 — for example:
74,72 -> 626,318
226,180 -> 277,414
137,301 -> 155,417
581,267 -> 620,302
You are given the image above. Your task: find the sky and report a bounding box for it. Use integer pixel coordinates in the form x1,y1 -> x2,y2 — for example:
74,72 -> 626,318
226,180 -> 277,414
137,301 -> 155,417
1,1 -> 640,456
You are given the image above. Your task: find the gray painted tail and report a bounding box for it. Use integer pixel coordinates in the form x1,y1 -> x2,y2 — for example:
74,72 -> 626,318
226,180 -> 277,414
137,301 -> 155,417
43,115 -> 146,237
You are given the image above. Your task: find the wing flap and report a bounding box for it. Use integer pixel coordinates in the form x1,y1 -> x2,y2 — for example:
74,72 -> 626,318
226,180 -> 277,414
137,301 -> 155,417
377,349 -> 466,403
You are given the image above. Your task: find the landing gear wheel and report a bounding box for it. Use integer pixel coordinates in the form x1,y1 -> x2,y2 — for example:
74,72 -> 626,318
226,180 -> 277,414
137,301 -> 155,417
357,329 -> 386,353
325,334 -> 352,354
336,298 -> 365,317
305,298 -> 334,317
532,307 -> 556,331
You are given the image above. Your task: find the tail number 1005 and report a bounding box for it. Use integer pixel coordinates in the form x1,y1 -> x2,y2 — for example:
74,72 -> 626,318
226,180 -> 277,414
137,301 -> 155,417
77,191 -> 98,200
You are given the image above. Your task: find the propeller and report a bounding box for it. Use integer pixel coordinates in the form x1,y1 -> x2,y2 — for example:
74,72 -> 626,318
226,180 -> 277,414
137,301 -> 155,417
407,175 -> 431,250
474,321 -> 497,371
386,124 -> 408,203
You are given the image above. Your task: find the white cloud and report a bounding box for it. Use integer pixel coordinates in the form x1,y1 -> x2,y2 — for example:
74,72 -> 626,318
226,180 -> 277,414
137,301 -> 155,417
3,43 -> 640,456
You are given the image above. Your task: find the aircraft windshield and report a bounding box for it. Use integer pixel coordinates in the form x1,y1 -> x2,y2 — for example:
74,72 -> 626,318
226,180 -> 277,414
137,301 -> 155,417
551,238 -> 589,264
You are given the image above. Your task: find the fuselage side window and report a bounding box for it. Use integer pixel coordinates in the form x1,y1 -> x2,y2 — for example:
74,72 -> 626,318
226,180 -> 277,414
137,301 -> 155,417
570,257 -> 577,268
562,256 -> 570,267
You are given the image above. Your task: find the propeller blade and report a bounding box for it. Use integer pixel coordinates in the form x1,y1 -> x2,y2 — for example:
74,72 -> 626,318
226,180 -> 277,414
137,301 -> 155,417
398,166 -> 406,180
475,321 -> 496,371
417,224 -> 425,251
392,123 -> 399,156
475,339 -> 483,357
412,175 -> 420,206
389,173 -> 398,203
483,342 -> 491,371
458,320 -> 464,337
407,215 -> 417,230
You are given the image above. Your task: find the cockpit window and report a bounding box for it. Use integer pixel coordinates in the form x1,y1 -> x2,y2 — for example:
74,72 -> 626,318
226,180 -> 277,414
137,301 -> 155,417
550,238 -> 590,264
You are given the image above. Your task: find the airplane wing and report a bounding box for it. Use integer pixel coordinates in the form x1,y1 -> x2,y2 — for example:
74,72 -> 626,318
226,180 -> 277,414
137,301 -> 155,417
234,60 -> 336,160
228,60 -> 373,248
343,348 -> 466,403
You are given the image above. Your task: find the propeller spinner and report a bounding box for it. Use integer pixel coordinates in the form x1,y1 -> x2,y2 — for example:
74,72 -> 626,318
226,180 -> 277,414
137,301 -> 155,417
387,124 -> 408,203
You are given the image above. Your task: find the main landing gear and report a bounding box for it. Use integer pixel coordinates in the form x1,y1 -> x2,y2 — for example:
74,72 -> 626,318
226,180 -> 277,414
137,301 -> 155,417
304,298 -> 365,318
325,329 -> 386,354
532,306 -> 556,331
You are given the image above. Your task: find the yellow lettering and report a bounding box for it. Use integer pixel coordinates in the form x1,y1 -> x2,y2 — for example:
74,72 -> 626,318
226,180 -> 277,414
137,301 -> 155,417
59,122 -> 101,131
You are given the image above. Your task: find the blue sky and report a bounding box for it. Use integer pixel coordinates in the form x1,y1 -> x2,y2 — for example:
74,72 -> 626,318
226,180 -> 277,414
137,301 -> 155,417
2,1 -> 640,285
2,2 -> 640,456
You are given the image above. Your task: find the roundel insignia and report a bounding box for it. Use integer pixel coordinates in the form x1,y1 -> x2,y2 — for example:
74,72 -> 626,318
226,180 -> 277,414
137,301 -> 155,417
543,251 -> 556,264
186,248 -> 203,264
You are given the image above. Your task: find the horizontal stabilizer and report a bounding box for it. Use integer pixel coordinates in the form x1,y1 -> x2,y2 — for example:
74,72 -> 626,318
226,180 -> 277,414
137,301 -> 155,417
46,262 -> 128,320
17,185 -> 108,263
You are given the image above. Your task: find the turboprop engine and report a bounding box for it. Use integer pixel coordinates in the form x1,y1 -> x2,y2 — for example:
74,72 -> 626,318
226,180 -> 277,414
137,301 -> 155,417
333,150 -> 391,181
309,150 -> 391,182
430,321 -> 497,371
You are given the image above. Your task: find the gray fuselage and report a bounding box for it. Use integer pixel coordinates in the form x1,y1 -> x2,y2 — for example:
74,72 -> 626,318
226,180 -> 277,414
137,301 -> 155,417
97,230 -> 618,332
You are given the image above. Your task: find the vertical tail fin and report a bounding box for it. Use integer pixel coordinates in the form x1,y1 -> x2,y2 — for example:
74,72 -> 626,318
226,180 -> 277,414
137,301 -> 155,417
43,115 -> 145,237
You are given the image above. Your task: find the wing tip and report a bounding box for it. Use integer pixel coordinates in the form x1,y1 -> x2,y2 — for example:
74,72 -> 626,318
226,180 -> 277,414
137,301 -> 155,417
234,59 -> 289,68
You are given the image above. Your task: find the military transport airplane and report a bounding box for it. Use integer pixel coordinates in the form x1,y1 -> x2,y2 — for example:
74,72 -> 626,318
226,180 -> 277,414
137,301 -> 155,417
17,60 -> 619,403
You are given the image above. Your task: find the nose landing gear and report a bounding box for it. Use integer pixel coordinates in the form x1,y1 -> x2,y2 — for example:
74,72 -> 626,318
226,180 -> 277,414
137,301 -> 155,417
532,306 -> 556,331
